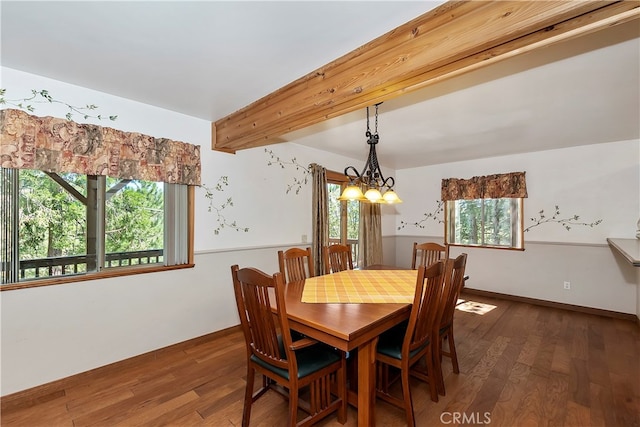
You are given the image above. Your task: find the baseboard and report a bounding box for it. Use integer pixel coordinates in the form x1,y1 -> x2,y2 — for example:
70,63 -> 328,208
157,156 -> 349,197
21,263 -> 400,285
462,287 -> 638,323
0,325 -> 242,413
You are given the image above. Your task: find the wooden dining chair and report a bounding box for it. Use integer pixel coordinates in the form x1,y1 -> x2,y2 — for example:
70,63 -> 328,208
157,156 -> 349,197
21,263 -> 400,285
434,253 -> 468,396
375,260 -> 447,427
322,244 -> 353,274
411,241 -> 449,269
278,247 -> 314,284
231,265 -> 347,426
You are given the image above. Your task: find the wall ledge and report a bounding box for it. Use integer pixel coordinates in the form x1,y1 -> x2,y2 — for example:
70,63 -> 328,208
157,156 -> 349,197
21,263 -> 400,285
607,238 -> 640,267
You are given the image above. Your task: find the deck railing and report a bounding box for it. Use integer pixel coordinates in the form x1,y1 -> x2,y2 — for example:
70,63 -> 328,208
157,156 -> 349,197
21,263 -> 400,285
17,249 -> 164,279
14,242 -> 360,280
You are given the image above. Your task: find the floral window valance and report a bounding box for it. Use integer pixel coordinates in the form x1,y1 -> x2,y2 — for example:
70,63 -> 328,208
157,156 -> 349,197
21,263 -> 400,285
0,109 -> 201,186
441,171 -> 527,201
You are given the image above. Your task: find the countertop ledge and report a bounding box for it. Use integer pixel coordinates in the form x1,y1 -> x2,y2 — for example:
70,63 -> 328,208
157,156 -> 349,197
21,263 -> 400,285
607,238 -> 640,267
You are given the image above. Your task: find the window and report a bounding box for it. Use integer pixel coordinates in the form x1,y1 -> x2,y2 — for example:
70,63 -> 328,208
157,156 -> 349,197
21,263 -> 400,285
445,198 -> 523,249
0,108 -> 200,290
1,168 -> 192,289
442,172 -> 527,250
327,171 -> 360,265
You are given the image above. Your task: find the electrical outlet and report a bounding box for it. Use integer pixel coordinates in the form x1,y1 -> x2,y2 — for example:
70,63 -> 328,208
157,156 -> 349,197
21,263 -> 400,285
301,234 -> 307,243
563,281 -> 571,290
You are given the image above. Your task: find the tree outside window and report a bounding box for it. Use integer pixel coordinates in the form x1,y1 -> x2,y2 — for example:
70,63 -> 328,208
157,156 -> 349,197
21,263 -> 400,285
327,173 -> 360,265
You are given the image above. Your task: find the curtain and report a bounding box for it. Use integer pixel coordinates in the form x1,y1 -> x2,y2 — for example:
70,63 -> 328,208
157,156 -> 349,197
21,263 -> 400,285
164,183 -> 189,265
0,168 -> 18,283
359,201 -> 382,268
441,171 -> 527,201
0,109 -> 201,186
310,163 -> 328,276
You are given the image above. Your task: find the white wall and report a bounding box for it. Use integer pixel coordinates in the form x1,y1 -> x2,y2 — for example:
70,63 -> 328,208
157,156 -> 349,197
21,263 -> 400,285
1,67 -> 638,396
2,246 -> 294,396
1,68 -> 396,395
393,140 -> 640,315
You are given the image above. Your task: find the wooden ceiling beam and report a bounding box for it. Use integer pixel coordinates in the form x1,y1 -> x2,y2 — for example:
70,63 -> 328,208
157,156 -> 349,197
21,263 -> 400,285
212,0 -> 639,153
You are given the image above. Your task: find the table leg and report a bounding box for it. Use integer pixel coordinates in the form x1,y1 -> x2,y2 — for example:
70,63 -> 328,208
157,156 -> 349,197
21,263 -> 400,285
357,336 -> 379,427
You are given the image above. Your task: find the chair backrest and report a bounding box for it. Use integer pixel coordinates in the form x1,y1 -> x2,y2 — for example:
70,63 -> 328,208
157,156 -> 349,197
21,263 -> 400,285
278,247 -> 315,284
411,242 -> 449,269
404,260 -> 447,354
231,265 -> 296,373
323,244 -> 354,274
439,253 -> 468,329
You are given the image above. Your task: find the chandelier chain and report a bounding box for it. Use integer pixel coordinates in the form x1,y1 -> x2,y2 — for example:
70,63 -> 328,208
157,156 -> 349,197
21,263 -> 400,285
366,103 -> 380,137
374,103 -> 378,134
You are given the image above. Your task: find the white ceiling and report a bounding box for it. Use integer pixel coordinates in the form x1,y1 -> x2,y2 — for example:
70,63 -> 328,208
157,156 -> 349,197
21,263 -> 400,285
2,1 -> 639,170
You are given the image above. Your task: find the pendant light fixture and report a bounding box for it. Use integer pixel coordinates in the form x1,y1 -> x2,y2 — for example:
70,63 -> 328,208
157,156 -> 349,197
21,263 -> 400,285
338,103 -> 402,204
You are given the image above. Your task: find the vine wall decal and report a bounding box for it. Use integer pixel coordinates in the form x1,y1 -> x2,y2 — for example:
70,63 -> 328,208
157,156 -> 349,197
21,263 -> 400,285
524,205 -> 602,232
202,176 -> 249,235
397,201 -> 444,230
265,148 -> 310,195
0,88 -> 118,122
396,202 -> 603,233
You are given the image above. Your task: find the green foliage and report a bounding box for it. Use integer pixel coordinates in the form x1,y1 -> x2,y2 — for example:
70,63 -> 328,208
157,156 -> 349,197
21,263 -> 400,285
18,171 -> 163,261
453,199 -> 513,245
456,199 -> 511,246
346,199 -> 359,240
328,184 -> 341,239
19,171 -> 86,258
327,183 -> 359,240
105,178 -> 164,252
0,88 -> 118,121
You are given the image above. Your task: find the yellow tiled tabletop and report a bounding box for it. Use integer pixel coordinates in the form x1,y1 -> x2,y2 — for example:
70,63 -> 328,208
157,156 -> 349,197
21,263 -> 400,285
301,269 -> 418,303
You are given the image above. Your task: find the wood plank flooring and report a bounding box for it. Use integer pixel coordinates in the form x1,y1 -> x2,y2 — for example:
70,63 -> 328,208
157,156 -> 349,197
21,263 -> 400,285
2,292 -> 639,426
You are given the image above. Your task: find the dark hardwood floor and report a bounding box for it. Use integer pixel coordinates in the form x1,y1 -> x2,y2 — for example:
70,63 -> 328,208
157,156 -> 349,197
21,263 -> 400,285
2,292 -> 639,426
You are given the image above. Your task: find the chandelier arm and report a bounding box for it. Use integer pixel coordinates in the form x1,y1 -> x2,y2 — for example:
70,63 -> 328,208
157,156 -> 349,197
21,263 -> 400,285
343,165 -> 362,179
366,134 -> 387,187
380,176 -> 395,190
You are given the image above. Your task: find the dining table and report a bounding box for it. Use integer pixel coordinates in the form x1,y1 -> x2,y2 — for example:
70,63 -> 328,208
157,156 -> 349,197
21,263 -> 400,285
279,267 -> 417,427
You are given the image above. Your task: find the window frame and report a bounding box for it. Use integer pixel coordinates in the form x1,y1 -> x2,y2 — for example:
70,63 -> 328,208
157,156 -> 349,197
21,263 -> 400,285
1,171 -> 195,291
444,197 -> 525,250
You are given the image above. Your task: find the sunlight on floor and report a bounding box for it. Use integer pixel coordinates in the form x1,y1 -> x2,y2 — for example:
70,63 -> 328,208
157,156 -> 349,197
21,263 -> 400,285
455,299 -> 497,315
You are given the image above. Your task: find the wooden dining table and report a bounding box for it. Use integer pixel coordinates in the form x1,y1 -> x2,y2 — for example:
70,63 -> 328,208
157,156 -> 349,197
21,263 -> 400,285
280,267 -> 416,426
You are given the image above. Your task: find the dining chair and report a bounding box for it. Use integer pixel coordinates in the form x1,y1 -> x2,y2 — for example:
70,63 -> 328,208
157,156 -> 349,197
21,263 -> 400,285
231,265 -> 347,426
411,241 -> 449,269
278,247 -> 315,284
375,260 -> 447,427
322,244 -> 354,275
434,253 -> 468,396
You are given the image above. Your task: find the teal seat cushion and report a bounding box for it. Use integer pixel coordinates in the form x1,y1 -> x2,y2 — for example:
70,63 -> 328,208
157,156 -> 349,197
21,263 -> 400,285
377,320 -> 427,360
251,337 -> 341,380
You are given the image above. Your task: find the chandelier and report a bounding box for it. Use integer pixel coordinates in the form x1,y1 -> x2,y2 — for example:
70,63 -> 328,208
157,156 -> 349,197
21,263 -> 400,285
337,103 -> 402,204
